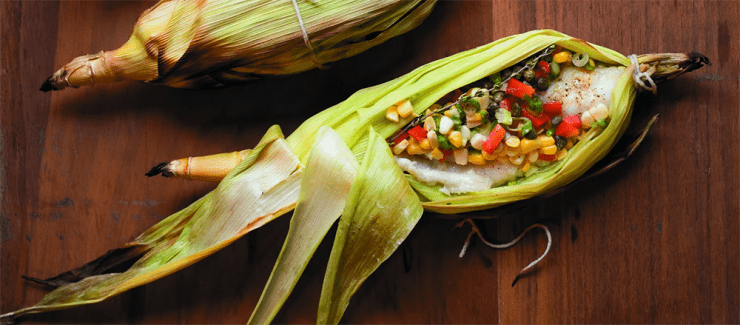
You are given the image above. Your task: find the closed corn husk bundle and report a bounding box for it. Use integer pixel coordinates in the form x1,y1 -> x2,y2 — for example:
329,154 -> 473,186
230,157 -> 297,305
4,30 -> 708,324
40,0 -> 437,91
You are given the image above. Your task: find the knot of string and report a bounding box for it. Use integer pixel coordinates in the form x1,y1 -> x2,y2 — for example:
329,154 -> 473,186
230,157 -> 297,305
629,54 -> 657,94
290,0 -> 324,69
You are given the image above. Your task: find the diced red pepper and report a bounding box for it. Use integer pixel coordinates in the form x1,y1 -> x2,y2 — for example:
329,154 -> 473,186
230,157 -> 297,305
439,149 -> 453,162
499,96 -> 515,112
542,102 -> 562,116
539,154 -> 557,161
534,61 -> 550,79
391,132 -> 409,146
407,125 -> 427,141
521,104 -> 550,128
482,124 -> 506,154
555,115 -> 582,137
505,78 -> 535,99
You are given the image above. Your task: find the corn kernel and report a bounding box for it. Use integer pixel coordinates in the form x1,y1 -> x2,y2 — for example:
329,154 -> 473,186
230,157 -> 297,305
431,147 -> 444,160
527,151 -> 539,163
541,144 -> 558,155
468,153 -> 486,165
385,106 -> 399,122
444,109 -> 459,118
482,150 -> 497,160
496,156 -> 510,164
392,139 -> 409,155
521,160 -> 531,172
538,135 -> 555,147
554,51 -> 571,64
396,100 -> 414,118
453,148 -> 468,165
505,136 -> 520,148
424,116 -> 437,131
419,138 -> 431,150
581,111 -> 595,129
506,146 -> 519,157
520,138 -> 542,153
448,131 -> 463,147
556,149 -> 568,160
509,154 -> 525,166
427,130 -> 439,149
467,113 -> 483,128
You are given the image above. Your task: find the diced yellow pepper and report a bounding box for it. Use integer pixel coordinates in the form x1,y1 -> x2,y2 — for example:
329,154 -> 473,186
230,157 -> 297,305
396,100 -> 414,118
520,138 -> 542,153
541,145 -> 557,155
448,131 -> 463,148
419,138 -> 431,150
468,153 -> 486,165
482,150 -> 497,160
431,147 -> 444,160
385,106 -> 399,122
538,135 -> 555,147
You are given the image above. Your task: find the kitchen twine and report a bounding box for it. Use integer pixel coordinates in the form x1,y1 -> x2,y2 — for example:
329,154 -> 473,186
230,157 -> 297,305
291,0 -> 324,69
629,54 -> 657,94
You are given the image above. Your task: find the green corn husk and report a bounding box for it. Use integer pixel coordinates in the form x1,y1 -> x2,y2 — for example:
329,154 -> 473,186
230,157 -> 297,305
40,0 -> 437,91
5,30 -> 708,323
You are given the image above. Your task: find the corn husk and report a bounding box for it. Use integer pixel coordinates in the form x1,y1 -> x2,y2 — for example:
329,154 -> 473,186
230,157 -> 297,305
5,30 -> 708,323
41,0 -> 437,91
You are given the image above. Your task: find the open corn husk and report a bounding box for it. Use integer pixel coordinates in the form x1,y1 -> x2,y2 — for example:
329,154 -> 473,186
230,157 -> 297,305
5,30 -> 709,323
40,0 -> 437,91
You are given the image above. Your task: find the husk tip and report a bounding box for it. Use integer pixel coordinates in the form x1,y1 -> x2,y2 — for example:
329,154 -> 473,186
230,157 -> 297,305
145,162 -> 174,178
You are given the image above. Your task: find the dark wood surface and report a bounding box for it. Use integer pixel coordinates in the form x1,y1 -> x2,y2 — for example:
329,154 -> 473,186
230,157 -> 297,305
2,1 -> 738,323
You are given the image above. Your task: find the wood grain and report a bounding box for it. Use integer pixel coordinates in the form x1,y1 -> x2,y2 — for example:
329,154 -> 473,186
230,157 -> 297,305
1,0 -> 737,324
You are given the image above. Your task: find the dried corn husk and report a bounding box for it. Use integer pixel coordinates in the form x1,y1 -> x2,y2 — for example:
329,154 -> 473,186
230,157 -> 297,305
41,0 -> 437,91
5,30 -> 708,323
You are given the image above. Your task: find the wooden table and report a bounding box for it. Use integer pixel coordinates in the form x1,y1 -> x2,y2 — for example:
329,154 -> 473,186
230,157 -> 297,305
2,1 -> 738,323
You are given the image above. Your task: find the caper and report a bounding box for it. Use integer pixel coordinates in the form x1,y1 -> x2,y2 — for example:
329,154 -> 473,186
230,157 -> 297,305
524,129 -> 539,140
543,55 -> 553,63
489,72 -> 502,85
550,115 -> 563,126
523,69 -> 536,82
491,91 -> 505,103
554,135 -> 567,150
511,102 -> 522,117
536,77 -> 550,91
483,81 -> 494,90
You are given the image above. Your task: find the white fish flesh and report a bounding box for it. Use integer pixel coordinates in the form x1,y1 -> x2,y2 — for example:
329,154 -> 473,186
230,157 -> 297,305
395,156 -> 518,194
538,66 -> 625,117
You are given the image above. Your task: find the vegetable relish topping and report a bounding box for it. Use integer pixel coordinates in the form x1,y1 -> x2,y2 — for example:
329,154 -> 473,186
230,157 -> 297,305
387,46 -> 612,187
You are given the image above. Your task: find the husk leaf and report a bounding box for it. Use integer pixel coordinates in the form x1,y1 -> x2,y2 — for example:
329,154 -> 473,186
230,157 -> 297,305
317,128 -> 423,324
41,0 -> 437,91
248,126 -> 359,325
1,126 -> 303,322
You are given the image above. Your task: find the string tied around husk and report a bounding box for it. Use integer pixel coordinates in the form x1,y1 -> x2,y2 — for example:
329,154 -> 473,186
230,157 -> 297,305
629,54 -> 657,94
290,0 -> 324,69
456,218 -> 552,287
